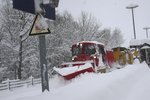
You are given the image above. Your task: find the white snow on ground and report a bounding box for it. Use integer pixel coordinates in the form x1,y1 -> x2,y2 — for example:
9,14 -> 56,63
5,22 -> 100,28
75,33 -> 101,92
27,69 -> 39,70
0,62 -> 150,100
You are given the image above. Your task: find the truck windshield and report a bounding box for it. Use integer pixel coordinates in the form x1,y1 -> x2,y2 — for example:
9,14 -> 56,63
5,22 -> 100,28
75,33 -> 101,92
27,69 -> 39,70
72,44 -> 96,56
84,44 -> 96,55
72,46 -> 82,56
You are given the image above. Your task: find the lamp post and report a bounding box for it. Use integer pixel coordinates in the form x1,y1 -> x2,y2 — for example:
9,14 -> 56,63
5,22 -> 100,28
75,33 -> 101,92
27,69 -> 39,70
143,27 -> 150,38
126,4 -> 139,39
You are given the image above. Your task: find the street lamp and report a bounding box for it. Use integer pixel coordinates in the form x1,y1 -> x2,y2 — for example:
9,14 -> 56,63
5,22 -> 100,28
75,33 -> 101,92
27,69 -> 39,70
126,4 -> 139,39
143,27 -> 150,38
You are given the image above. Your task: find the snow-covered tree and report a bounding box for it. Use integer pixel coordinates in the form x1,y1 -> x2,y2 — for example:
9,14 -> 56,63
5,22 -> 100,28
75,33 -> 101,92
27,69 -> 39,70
77,12 -> 101,41
46,11 -> 75,68
94,28 -> 111,45
46,11 -> 101,69
0,0 -> 39,80
0,3 -> 125,81
106,28 -> 124,49
46,11 -> 124,70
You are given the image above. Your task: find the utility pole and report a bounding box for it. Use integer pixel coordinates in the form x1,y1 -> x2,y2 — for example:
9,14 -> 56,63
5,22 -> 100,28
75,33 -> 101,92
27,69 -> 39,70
126,4 -> 139,39
143,27 -> 150,38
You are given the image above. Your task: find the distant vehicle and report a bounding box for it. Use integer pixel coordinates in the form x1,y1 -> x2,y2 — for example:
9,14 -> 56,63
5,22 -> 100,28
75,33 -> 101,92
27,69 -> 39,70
112,47 -> 133,65
140,43 -> 150,65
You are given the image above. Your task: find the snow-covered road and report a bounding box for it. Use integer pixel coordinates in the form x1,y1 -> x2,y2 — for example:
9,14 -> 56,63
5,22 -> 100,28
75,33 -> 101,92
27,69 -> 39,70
0,61 -> 150,100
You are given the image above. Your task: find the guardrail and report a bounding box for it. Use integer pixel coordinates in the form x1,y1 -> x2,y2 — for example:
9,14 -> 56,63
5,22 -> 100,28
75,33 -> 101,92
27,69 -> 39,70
0,77 -> 41,91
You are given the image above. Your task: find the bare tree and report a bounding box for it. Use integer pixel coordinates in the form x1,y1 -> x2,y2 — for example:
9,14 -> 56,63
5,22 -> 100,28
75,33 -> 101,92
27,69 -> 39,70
0,26 -> 3,43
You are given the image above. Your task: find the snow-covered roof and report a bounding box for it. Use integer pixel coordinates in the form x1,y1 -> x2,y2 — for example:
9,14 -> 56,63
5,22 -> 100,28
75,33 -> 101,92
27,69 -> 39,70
130,39 -> 150,46
141,45 -> 150,49
76,41 -> 104,46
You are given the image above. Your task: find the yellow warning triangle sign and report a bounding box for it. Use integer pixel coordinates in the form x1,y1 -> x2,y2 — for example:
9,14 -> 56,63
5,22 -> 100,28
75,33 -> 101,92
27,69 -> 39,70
29,14 -> 51,36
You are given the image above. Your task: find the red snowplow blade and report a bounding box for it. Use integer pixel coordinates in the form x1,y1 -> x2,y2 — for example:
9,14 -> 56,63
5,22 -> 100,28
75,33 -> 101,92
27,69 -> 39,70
53,63 -> 94,80
63,67 -> 94,80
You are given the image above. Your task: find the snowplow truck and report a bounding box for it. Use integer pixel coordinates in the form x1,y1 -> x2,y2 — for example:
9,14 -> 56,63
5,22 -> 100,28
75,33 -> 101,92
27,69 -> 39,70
53,41 -> 113,80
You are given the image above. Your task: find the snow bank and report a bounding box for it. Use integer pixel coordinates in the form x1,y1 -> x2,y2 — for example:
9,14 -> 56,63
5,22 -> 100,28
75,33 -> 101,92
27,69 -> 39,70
48,62 -> 150,100
1,62 -> 150,100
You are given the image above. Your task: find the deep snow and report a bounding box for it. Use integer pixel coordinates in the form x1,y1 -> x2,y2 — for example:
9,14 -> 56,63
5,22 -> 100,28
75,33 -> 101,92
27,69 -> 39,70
1,61 -> 150,100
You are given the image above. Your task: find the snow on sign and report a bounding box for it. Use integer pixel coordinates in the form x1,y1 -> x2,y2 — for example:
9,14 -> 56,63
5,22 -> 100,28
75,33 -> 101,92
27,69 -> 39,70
29,14 -> 51,36
12,0 -> 56,20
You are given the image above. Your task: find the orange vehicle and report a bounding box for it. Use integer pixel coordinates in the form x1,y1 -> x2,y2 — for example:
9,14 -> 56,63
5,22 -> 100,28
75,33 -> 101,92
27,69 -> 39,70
112,47 -> 133,65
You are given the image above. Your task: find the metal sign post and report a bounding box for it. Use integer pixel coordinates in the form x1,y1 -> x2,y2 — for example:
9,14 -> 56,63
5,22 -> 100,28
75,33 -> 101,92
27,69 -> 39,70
29,14 -> 50,92
39,35 -> 49,92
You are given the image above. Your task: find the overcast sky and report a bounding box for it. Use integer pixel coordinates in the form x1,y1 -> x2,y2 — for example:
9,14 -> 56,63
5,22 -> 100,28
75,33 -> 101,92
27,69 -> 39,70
57,0 -> 150,47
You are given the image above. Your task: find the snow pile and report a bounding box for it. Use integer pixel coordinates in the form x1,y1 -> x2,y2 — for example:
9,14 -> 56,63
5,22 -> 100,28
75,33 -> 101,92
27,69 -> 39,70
1,62 -> 150,100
